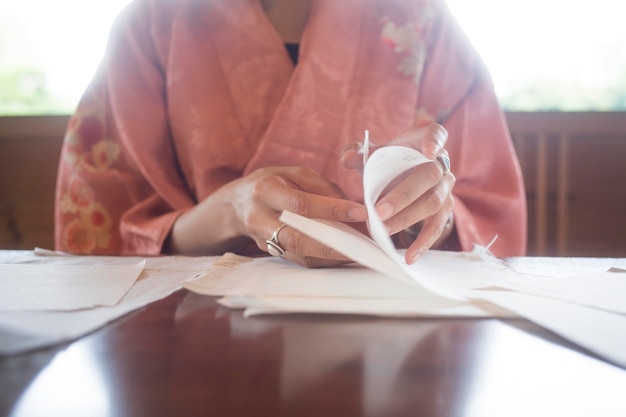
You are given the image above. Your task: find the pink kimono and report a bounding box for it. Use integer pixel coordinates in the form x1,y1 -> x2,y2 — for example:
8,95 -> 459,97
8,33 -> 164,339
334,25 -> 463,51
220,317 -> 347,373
55,0 -> 527,257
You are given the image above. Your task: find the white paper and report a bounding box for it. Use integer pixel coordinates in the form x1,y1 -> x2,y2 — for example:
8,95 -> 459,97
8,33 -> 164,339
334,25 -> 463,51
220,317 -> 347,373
0,252 -> 216,354
280,145 -> 467,301
181,125 -> 626,370
277,212 -> 411,284
496,272 -> 626,315
0,261 -> 145,311
183,251 -> 519,318
184,254 -> 421,298
479,290 -> 626,368
188,249 -> 626,367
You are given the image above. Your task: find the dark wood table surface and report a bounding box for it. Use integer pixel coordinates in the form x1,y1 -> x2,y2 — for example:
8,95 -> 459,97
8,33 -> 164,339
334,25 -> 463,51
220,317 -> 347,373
2,254 -> 626,417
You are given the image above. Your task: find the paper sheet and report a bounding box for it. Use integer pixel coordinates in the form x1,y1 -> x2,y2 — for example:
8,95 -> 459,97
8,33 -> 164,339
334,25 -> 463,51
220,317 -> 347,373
479,290 -> 626,368
496,271 -> 626,315
183,251 -> 520,318
0,261 -> 145,311
0,252 -> 216,354
183,137 -> 626,368
185,252 -> 626,367
280,149 -> 466,301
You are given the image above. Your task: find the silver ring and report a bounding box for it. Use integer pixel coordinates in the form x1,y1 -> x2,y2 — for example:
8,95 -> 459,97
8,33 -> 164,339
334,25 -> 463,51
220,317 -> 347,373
266,224 -> 287,257
436,154 -> 450,174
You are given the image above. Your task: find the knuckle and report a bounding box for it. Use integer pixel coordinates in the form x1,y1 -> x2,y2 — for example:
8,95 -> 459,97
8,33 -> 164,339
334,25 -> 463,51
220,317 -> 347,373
329,204 -> 343,220
320,244 -> 338,260
282,231 -> 302,255
433,218 -> 446,238
249,181 -> 267,203
396,187 -> 415,207
396,212 -> 414,231
386,212 -> 412,234
425,188 -> 446,214
288,194 -> 308,214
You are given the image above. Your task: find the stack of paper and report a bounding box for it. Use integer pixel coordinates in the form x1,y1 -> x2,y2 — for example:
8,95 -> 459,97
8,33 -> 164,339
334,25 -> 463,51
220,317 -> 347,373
183,144 -> 626,368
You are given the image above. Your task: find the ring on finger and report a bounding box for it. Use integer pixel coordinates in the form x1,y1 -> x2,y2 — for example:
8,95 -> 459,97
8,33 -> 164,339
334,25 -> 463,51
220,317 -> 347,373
436,153 -> 451,174
266,224 -> 287,257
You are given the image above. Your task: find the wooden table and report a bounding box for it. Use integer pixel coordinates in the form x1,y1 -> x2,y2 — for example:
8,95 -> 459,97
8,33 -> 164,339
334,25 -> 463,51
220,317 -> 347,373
2,256 -> 626,417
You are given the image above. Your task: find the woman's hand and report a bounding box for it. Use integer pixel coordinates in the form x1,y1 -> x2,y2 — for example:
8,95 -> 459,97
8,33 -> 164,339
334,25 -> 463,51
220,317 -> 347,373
342,123 -> 456,264
167,166 -> 368,268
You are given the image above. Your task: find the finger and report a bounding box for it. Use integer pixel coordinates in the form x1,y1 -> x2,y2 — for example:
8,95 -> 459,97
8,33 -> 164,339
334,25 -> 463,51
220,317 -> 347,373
247,168 -> 368,222
269,182 -> 368,222
284,252 -> 352,268
389,123 -> 448,159
405,197 -> 454,264
381,172 -> 455,234
257,223 -> 352,266
375,160 -> 449,221
279,167 -> 346,199
293,256 -> 352,268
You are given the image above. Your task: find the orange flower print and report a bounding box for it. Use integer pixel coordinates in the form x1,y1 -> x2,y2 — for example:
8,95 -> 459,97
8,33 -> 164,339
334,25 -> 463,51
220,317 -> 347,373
60,181 -> 113,253
60,176 -> 95,213
81,203 -> 112,249
91,209 -> 106,228
59,105 -> 117,254
90,140 -> 121,170
86,203 -> 112,231
63,218 -> 97,254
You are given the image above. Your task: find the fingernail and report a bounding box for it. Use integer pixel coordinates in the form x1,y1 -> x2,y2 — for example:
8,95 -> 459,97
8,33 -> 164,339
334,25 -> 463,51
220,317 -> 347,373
426,141 -> 440,156
349,206 -> 368,221
408,246 -> 427,264
375,202 -> 394,220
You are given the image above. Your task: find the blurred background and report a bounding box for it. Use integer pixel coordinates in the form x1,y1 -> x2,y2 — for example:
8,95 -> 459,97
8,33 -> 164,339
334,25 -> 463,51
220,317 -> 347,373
1,0 -> 625,115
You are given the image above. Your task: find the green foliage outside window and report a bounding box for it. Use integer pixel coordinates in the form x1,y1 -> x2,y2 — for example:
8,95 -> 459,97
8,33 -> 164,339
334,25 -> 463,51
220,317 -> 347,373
499,69 -> 626,111
0,66 -> 75,115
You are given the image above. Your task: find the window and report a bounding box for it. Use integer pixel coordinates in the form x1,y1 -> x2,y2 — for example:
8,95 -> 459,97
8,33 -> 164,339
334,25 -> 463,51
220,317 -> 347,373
0,0 -> 132,115
447,0 -> 626,111
0,0 -> 624,115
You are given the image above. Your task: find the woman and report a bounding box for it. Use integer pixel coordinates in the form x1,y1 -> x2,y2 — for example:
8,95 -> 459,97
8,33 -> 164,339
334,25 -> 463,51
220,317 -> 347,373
55,0 -> 527,266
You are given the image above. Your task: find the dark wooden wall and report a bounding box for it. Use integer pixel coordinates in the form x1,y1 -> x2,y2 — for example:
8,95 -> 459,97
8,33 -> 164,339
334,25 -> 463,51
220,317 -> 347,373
1,113 -> 625,256
508,112 -> 626,257
0,116 -> 67,250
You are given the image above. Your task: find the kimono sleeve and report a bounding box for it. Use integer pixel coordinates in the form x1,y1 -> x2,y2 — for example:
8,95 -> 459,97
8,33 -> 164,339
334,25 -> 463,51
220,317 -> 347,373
54,0 -> 193,255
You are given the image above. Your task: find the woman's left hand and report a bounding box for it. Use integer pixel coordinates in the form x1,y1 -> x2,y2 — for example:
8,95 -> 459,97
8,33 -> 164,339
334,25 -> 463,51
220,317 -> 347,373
342,123 -> 455,264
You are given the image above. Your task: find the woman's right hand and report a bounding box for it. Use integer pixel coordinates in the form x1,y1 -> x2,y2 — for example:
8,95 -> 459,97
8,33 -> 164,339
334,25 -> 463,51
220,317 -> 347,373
167,166 -> 368,268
